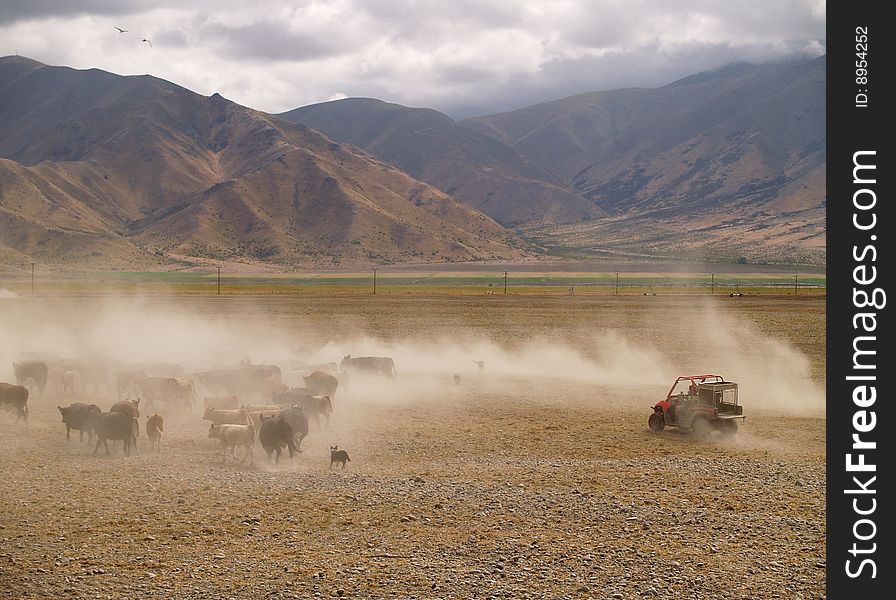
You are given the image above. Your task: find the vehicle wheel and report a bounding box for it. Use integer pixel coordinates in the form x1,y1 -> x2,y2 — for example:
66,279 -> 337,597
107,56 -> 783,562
720,420 -> 738,437
648,412 -> 665,432
691,416 -> 711,440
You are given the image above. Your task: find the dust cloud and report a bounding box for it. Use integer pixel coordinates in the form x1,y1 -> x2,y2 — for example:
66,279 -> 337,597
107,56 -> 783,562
312,331 -> 674,382
0,295 -> 822,417
690,302 -> 824,414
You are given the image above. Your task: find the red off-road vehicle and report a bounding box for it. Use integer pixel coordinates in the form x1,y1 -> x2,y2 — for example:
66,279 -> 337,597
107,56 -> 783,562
648,375 -> 745,439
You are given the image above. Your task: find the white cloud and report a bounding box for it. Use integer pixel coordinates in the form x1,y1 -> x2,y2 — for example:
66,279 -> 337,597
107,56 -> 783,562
0,0 -> 825,117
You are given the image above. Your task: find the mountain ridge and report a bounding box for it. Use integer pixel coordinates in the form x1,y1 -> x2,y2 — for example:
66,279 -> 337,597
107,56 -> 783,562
279,56 -> 824,264
280,98 -> 606,227
0,56 -> 527,270
461,56 -> 825,264
0,55 -> 826,269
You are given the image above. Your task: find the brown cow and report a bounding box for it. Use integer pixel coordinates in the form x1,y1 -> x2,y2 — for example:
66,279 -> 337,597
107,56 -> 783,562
291,394 -> 333,430
93,412 -> 138,456
146,413 -> 164,452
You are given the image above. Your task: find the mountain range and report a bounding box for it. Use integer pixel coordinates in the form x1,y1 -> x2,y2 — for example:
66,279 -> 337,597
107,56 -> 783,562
289,57 -> 825,265
281,98 -> 606,227
0,56 -> 525,270
0,55 -> 825,271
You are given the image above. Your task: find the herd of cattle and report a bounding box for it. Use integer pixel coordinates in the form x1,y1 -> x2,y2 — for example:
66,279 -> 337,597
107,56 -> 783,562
0,354 -> 398,466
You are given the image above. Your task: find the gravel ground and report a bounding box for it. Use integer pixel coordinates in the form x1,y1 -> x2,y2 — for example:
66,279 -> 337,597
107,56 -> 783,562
0,376 -> 824,599
0,294 -> 825,599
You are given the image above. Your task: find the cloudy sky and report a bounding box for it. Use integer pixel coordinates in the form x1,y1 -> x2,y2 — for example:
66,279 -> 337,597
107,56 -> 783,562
1,0 -> 825,118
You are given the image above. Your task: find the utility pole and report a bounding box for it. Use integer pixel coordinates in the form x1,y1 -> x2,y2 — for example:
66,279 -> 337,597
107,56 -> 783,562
615,272 -> 619,296
794,275 -> 798,295
31,262 -> 35,295
217,266 -> 221,295
711,273 -> 714,295
373,268 -> 378,295
503,271 -> 508,294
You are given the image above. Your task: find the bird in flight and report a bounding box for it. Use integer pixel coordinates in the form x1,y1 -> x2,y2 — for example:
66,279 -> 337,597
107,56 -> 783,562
142,38 -> 153,47
114,26 -> 128,33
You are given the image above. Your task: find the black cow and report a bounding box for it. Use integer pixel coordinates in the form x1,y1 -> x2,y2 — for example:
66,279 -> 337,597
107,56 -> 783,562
111,398 -> 141,436
303,371 -> 339,397
111,398 -> 140,416
93,412 -> 138,456
58,403 -> 101,441
259,414 -> 296,464
339,355 -> 396,380
13,362 -> 48,398
0,383 -> 29,421
279,407 -> 309,450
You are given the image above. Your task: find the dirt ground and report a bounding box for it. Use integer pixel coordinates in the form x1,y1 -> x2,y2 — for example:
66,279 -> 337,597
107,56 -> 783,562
0,294 -> 825,599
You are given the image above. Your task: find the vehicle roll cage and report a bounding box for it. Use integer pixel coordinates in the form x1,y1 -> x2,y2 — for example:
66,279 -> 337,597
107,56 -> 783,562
665,374 -> 724,399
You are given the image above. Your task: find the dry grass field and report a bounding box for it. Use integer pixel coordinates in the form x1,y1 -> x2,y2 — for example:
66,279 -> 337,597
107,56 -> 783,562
0,292 -> 825,599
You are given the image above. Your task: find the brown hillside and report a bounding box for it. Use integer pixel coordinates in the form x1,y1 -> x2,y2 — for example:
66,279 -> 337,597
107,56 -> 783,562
0,56 -> 526,270
465,58 -> 826,264
279,98 -> 605,227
